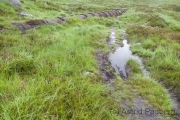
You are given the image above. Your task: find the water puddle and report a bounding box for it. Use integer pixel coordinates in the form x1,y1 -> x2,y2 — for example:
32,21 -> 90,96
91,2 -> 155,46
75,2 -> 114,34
108,29 -> 149,79
106,27 -> 180,120
108,28 -> 116,45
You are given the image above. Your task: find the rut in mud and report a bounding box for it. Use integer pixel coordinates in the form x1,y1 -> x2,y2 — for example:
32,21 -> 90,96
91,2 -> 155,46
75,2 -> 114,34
12,8 -> 127,33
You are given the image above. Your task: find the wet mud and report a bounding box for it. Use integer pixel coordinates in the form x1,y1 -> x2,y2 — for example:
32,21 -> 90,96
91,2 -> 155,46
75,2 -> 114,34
96,23 -> 180,120
96,51 -> 116,85
119,97 -> 171,120
97,28 -> 180,120
97,27 -> 150,83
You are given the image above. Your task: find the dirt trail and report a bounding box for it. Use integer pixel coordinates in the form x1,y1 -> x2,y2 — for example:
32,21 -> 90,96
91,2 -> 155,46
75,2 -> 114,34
97,27 -> 180,120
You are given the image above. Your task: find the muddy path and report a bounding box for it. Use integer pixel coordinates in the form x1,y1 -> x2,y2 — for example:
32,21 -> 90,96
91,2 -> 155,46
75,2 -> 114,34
97,27 -> 180,120
96,26 -> 150,83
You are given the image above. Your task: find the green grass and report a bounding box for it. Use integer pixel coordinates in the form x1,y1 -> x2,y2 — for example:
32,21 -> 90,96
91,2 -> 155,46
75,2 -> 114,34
158,12 -> 180,28
126,59 -> 142,75
0,15 -> 123,119
125,59 -> 173,111
125,3 -> 180,116
127,74 -> 172,111
1,0 -> 180,119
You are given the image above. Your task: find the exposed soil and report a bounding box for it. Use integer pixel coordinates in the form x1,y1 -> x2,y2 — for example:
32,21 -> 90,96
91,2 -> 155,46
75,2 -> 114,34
97,27 -> 180,120
120,98 -> 160,120
96,51 -> 116,85
96,50 -> 133,83
12,9 -> 128,33
96,27 -> 149,82
96,56 -> 172,120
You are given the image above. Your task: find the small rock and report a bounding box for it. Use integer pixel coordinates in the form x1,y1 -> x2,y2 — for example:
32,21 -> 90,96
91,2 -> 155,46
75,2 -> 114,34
82,71 -> 94,76
19,12 -> 33,17
6,0 -> 22,8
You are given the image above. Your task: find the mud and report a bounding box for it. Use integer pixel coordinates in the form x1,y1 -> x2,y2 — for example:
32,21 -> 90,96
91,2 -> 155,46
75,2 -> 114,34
120,97 -> 168,120
97,28 -> 149,82
96,27 -> 150,83
96,51 -> 116,85
12,8 -> 128,33
97,23 -> 180,120
95,21 -> 180,119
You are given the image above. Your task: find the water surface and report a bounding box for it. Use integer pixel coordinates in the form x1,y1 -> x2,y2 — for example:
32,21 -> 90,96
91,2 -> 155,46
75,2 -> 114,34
108,30 -> 149,79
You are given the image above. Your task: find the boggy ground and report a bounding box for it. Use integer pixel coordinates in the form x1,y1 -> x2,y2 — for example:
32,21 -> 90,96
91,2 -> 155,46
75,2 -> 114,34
97,28 -> 178,120
119,4 -> 180,120
0,0 -> 180,120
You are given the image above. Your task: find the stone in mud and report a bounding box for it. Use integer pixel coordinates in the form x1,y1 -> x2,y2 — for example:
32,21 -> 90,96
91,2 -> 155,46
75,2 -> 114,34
116,10 -> 122,15
93,13 -> 101,17
97,12 -> 104,17
101,12 -> 108,17
6,0 -> 22,8
86,13 -> 94,17
78,14 -> 87,19
19,12 -> 33,17
103,12 -> 109,17
12,23 -> 26,34
112,10 -> 119,16
57,17 -> 68,22
48,18 -> 64,24
104,12 -> 111,17
114,9 -> 122,15
95,13 -> 102,17
107,11 -> 113,17
82,71 -> 94,76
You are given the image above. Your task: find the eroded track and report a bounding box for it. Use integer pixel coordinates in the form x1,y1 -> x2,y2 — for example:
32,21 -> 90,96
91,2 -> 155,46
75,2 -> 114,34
12,8 -> 127,33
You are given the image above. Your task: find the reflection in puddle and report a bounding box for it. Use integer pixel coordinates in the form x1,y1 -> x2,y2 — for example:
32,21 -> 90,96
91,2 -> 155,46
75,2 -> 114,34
108,28 -> 116,45
109,40 -> 131,77
108,30 -> 149,79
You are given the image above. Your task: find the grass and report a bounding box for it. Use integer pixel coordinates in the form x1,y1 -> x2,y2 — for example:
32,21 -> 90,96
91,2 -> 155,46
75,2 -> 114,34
0,13 -> 123,119
126,59 -> 142,75
124,2 -> 180,116
1,0 -> 180,119
125,59 -> 173,110
128,74 -> 172,111
126,14 -> 180,91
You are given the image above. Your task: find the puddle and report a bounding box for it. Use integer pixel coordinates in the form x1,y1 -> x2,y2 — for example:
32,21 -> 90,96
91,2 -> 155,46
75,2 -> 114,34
105,27 -> 180,120
108,28 -> 116,45
108,29 -> 149,79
